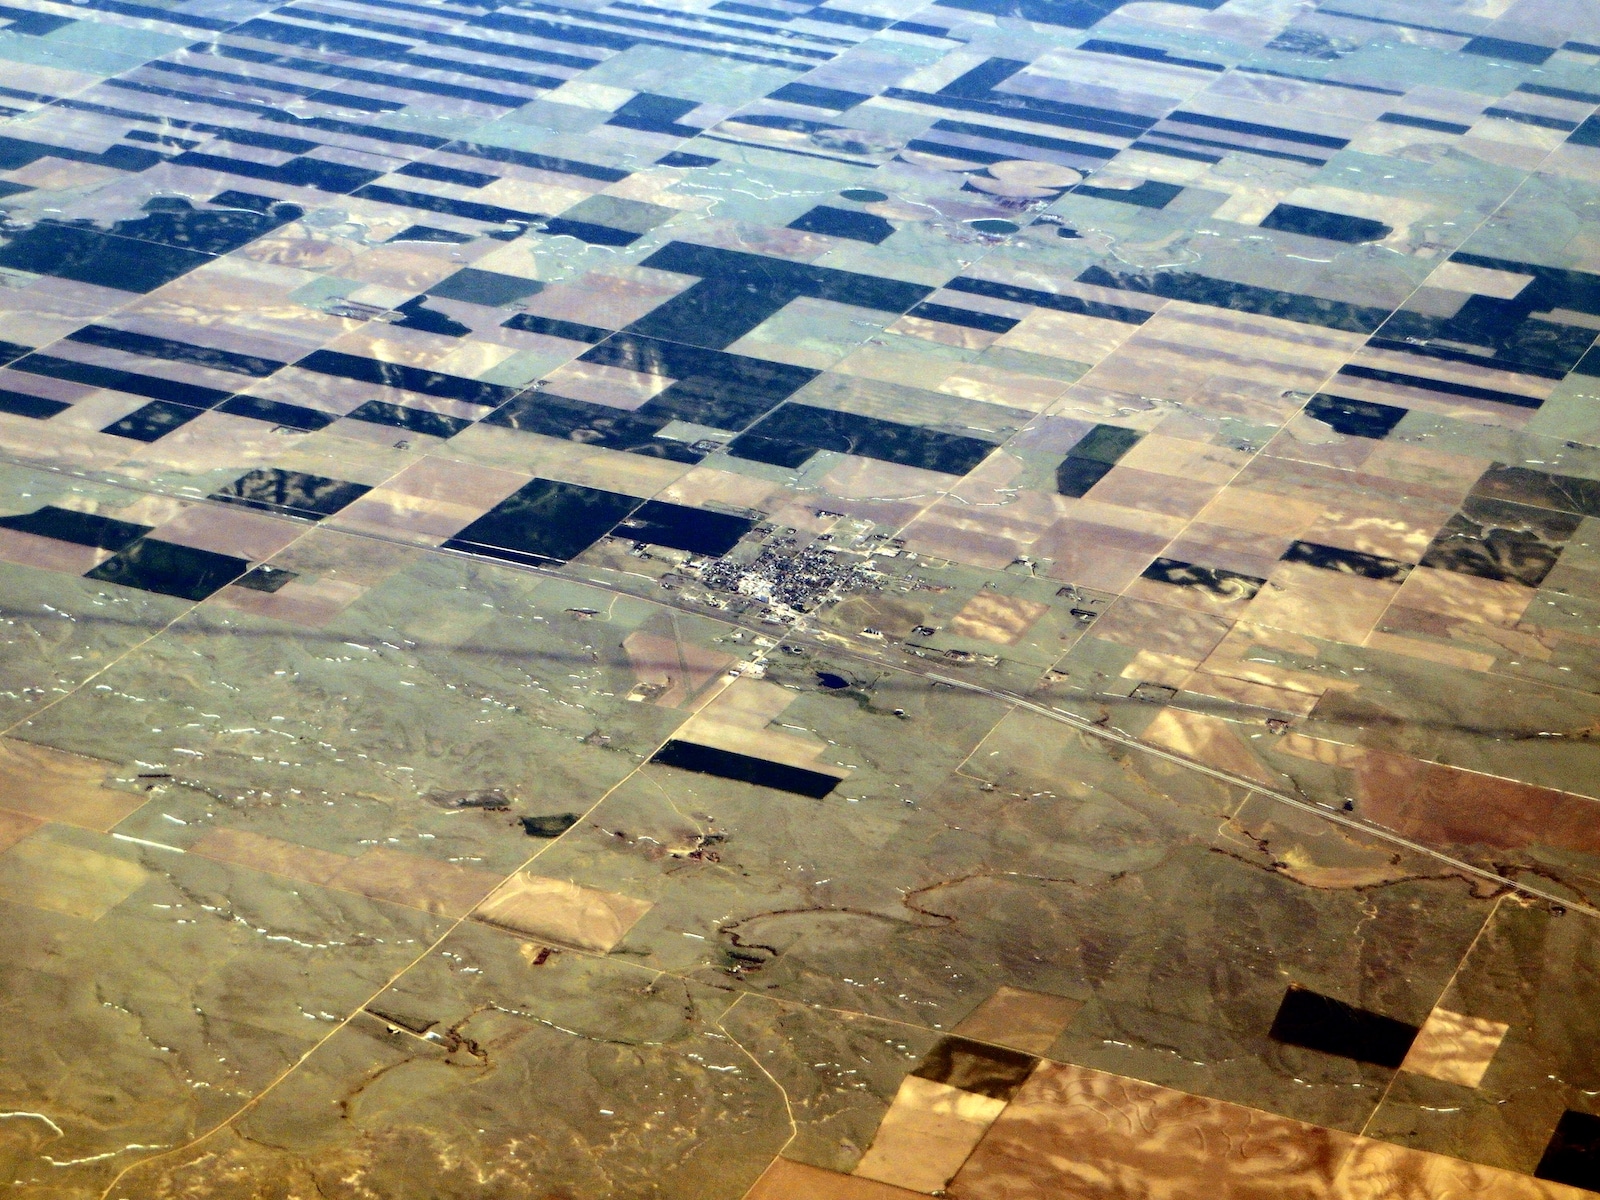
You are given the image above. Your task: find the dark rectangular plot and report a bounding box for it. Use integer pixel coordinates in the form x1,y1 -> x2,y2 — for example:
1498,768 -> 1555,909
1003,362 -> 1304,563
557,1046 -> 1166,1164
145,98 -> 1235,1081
0,131 -> 160,172
1547,117 -> 1600,150
223,15 -> 460,59
520,812 -> 580,837
0,389 -> 68,419
1366,325 -> 1582,380
442,476 -> 644,565
351,185 -> 540,227
1073,179 -> 1183,209
903,139 -> 1019,165
1482,107 -> 1577,131
269,85 -> 406,117
1138,129 -> 1327,166
344,400 -> 473,439
65,326 -> 286,378
277,115 -> 449,153
1448,251 -> 1600,313
729,403 -> 997,474
541,217 -> 642,246
1462,35 -> 1553,63
906,302 -> 1017,333
1056,423 -> 1142,496
0,505 -> 150,551
170,151 -> 384,194
938,56 -> 1028,97
85,537 -> 250,601
607,90 -> 700,129
911,1037 -> 1038,1100
1140,557 -> 1266,602
734,113 -> 843,135
1377,112 -> 1470,134
585,334 -> 819,430
0,224 -> 212,293
0,135 -> 52,169
1130,139 -> 1221,163
630,241 -> 932,348
944,277 -> 1152,324
1536,1111 -> 1600,1191
582,334 -> 812,386
1260,203 -> 1391,243
440,141 -> 629,183
308,16 -> 593,76
1282,540 -> 1410,581
276,8 -> 604,71
468,7 -> 647,50
767,81 -> 870,109
1459,495 -> 1585,543
234,564 -> 297,593
787,204 -> 895,243
1071,423 -> 1144,463
892,19 -> 950,34
216,394 -> 335,431
0,77 -> 51,101
882,87 -> 1152,139
1080,266 -> 1390,333
650,739 -> 840,797
501,314 -> 612,343
296,350 -> 518,406
395,160 -> 499,188
11,354 -> 233,408
390,225 -> 475,244
1335,364 -> 1542,408
637,240 -> 933,318
119,80 -> 356,139
655,241 -> 931,312
612,500 -> 756,556
37,139 -> 160,172
1268,985 -> 1418,1068
213,127 -> 319,154
713,1 -> 794,16
1419,496 -> 1581,588
391,296 -> 471,338
1521,82 -> 1600,103
657,150 -> 719,167
210,468 -> 372,519
1356,341 -> 1532,381
1304,393 -> 1407,439
806,7 -> 888,28
428,267 -> 545,306
1,10 -> 75,33
145,62 -> 400,114
930,119 -> 1119,159
78,0 -> 231,29
1055,456 -> 1114,497
729,432 -> 821,468
485,392 -> 701,462
606,92 -> 702,136
208,45 -> 546,106
1163,110 -> 1349,149
206,191 -> 288,215
1077,38 -> 1223,71
0,339 -> 30,365
617,270 -> 851,345
101,400 -> 207,441
1470,464 -> 1600,519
